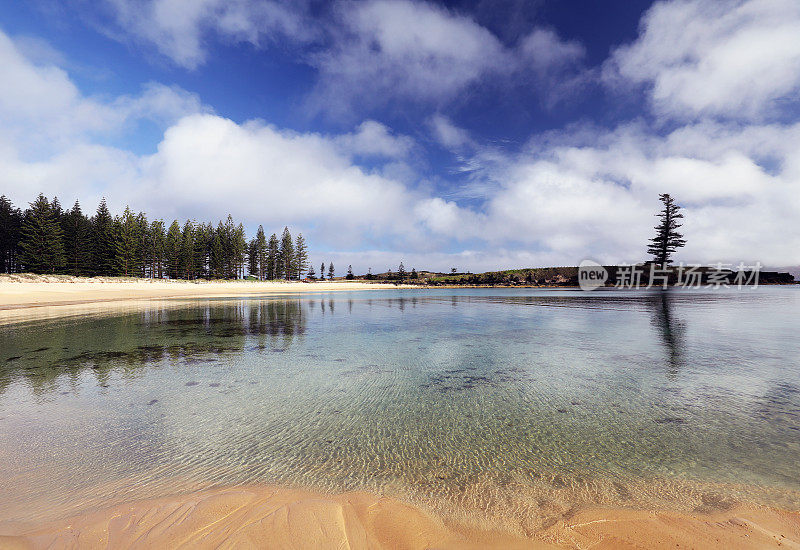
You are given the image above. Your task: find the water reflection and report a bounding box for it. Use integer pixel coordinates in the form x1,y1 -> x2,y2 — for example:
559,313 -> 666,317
649,290 -> 686,379
0,299 -> 307,394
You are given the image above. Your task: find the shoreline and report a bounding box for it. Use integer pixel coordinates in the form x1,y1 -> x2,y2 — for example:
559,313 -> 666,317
0,276 -> 406,318
4,275 -> 794,310
1,484 -> 797,549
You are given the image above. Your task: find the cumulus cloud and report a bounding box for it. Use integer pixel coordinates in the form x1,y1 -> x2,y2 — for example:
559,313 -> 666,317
100,0 -> 315,68
97,0 -> 588,113
454,119 -> 800,266
0,30 -> 204,157
139,114 -> 419,245
308,0 -> 587,115
309,0 -> 506,114
605,0 -> 800,120
333,120 -> 415,159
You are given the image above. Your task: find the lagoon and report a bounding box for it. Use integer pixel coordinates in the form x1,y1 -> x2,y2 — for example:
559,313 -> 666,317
1,287 -> 799,530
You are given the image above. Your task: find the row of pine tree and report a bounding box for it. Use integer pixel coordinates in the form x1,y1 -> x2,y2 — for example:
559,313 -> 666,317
0,194 -> 309,280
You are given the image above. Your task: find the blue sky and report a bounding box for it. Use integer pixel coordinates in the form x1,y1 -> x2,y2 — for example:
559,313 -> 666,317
1,0 -> 799,272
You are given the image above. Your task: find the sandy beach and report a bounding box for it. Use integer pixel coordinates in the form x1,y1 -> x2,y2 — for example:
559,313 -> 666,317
0,485 -> 797,549
0,275 -> 403,325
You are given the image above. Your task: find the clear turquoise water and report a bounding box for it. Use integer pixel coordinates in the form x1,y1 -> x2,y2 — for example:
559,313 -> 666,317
1,287 -> 799,524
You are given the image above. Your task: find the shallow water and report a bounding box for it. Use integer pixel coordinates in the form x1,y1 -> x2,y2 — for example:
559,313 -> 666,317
1,287 -> 799,527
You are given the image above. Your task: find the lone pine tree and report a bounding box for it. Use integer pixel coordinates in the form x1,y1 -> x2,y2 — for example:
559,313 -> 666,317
647,193 -> 686,266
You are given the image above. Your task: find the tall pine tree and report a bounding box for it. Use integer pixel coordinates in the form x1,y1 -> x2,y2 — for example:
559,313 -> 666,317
267,233 -> 280,280
0,195 -> 23,273
19,194 -> 65,273
647,194 -> 686,266
62,200 -> 92,276
248,238 -> 258,277
233,222 -> 247,279
91,198 -> 116,276
115,206 -> 141,277
181,220 -> 196,279
165,220 -> 182,279
294,233 -> 308,279
148,220 -> 166,278
280,226 -> 294,280
255,225 -> 268,280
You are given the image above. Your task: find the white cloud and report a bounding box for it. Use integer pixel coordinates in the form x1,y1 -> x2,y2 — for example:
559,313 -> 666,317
333,120 -> 415,159
98,0 -> 587,114
0,30 -> 204,156
101,0 -> 315,69
309,0 -> 505,114
428,114 -> 474,151
309,0 -> 586,116
606,0 -> 800,120
518,28 -> 585,74
459,119 -> 800,266
139,114 -> 418,244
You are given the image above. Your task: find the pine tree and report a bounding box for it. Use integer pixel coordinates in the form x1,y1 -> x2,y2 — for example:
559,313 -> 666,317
19,194 -> 65,273
135,212 -> 149,277
62,200 -> 92,276
248,238 -> 258,277
294,233 -> 308,279
327,262 -> 335,280
148,220 -> 166,278
267,233 -> 279,280
647,193 -> 686,266
255,225 -> 268,280
320,262 -> 325,281
194,222 -> 212,278
410,267 -> 418,279
398,262 -> 406,281
166,220 -> 182,279
307,263 -> 316,279
280,227 -> 294,280
115,206 -> 141,277
233,222 -> 246,279
346,265 -> 354,280
50,197 -> 64,221
210,224 -> 225,279
0,196 -> 22,273
181,220 -> 196,279
91,198 -> 116,276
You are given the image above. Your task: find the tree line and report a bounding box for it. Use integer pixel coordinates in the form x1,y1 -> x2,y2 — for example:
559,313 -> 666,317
0,194 -> 309,279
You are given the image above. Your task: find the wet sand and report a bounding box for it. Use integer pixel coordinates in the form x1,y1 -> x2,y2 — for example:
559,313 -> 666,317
0,276 -> 403,325
0,485 -> 797,549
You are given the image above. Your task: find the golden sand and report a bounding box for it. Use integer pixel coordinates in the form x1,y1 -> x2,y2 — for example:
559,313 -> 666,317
0,276 -> 405,325
0,485 -> 798,549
